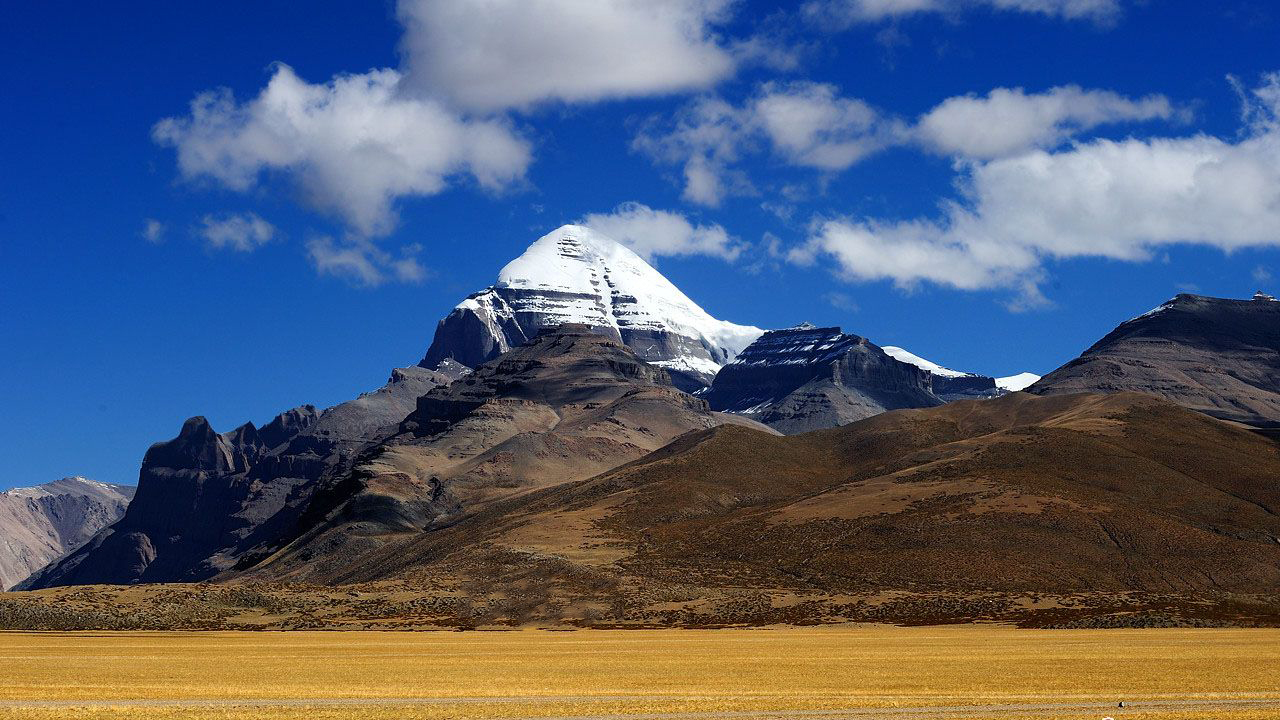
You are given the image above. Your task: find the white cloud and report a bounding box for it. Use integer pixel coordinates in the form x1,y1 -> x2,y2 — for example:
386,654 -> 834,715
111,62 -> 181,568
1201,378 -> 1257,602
807,0 -> 1123,25
141,219 -> 165,244
635,82 -> 903,206
916,85 -> 1175,159
154,64 -> 532,237
396,0 -> 738,111
638,82 -> 1165,203
198,213 -> 276,252
753,82 -> 906,170
634,96 -> 754,207
307,236 -> 426,287
580,202 -> 743,261
792,73 -> 1280,309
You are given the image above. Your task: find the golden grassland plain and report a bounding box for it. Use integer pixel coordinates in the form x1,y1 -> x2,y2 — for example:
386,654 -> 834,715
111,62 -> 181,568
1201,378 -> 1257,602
1,626 -> 1278,719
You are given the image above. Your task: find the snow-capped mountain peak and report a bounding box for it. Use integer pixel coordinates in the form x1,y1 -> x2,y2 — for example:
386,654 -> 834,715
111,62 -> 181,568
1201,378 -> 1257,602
420,224 -> 762,390
496,225 -> 761,356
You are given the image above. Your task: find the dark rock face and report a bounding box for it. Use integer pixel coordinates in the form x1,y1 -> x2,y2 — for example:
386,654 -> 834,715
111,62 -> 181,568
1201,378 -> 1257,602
417,225 -> 761,392
703,325 -> 944,434
932,374 -> 999,401
21,365 -> 463,589
407,325 -> 678,438
0,478 -> 134,590
1029,293 -> 1280,426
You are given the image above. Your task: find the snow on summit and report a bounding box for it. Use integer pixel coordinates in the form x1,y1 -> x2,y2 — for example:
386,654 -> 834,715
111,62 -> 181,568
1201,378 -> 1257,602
881,347 -> 970,379
421,224 -> 762,390
497,225 -> 761,356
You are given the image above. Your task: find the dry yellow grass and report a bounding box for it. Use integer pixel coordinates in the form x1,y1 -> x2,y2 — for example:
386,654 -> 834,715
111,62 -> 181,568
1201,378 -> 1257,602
1,626 -> 1278,719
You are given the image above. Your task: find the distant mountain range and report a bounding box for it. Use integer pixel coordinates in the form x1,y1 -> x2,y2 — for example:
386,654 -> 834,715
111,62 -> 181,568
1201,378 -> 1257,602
0,478 -> 133,589
12,225 -> 1280,628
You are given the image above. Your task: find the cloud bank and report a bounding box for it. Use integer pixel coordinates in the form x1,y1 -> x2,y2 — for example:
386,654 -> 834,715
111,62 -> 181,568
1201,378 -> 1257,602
638,82 -> 1169,205
793,73 -> 1280,308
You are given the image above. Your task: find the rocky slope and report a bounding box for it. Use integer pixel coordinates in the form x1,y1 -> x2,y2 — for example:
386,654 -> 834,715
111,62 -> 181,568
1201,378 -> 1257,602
240,325 -> 772,584
20,364 -> 463,589
278,391 -> 1280,624
419,225 -> 762,391
1029,292 -> 1280,426
701,324 -> 944,433
0,478 -> 133,590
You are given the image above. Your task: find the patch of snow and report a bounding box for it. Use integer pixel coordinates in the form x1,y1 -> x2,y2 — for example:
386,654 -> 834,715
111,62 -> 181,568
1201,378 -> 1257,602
650,355 -> 724,379
880,346 -> 970,378
996,372 -> 1041,392
1128,298 -> 1177,322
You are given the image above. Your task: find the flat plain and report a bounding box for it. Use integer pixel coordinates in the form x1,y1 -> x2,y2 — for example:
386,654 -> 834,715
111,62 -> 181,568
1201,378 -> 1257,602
2,626 -> 1279,719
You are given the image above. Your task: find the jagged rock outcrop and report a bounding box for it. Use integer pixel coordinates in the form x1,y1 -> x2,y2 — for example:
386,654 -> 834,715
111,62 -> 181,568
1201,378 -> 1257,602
418,225 -> 762,392
240,325 -> 772,584
702,324 -> 944,434
0,478 -> 134,590
21,364 -> 463,589
1029,292 -> 1280,426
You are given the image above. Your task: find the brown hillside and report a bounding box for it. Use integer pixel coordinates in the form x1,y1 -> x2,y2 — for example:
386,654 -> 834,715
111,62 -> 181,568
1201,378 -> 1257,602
225,391 -> 1280,626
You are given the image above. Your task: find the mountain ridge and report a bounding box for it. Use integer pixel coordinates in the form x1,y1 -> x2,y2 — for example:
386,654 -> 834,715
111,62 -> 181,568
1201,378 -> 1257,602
1030,292 -> 1280,426
0,477 -> 134,590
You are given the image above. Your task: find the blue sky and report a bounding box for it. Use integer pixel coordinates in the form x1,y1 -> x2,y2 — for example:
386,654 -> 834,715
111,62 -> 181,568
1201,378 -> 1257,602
3,0 -> 1279,488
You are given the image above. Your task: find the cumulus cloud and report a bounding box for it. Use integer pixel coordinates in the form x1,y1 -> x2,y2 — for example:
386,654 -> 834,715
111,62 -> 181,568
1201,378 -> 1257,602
580,202 -> 744,261
753,82 -> 907,169
807,0 -> 1123,25
792,73 -> 1280,308
634,97 -> 753,207
198,213 -> 276,252
635,82 -> 903,206
154,64 -> 531,238
307,236 -> 426,287
638,82 -> 1163,203
396,0 -> 738,111
916,85 -> 1175,159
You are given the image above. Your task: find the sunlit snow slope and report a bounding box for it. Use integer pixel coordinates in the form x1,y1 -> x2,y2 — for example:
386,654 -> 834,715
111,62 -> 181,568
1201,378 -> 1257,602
420,225 -> 762,390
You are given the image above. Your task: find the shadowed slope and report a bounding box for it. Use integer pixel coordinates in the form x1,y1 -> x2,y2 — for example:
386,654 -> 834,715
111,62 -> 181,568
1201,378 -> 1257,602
243,325 -> 773,583
1030,293 -> 1280,426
